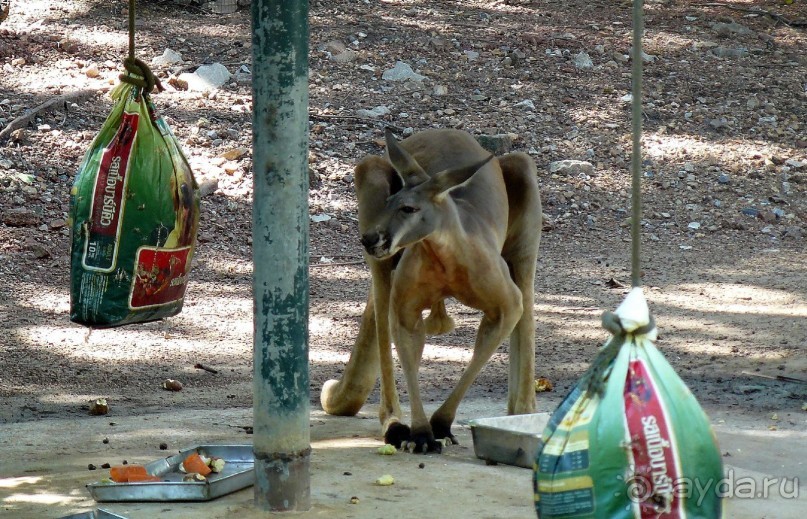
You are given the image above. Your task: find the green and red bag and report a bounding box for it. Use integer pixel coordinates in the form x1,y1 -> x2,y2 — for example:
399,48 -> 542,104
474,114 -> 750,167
69,79 -> 199,326
534,288 -> 723,518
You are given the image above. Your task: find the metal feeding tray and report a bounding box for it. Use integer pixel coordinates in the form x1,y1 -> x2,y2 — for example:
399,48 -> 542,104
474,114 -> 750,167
58,510 -> 128,519
468,413 -> 549,469
86,444 -> 254,502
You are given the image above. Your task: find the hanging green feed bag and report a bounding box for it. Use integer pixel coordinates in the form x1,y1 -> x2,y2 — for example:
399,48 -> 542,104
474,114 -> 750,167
69,65 -> 200,326
534,288 -> 723,519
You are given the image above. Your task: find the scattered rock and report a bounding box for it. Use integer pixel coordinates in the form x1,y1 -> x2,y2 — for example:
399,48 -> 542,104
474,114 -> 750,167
322,40 -> 357,63
10,128 -> 27,143
355,105 -> 390,118
84,63 -> 100,78
611,51 -> 629,64
786,173 -> 805,184
475,133 -> 516,155
221,147 -> 249,161
205,0 -> 238,14
24,239 -> 50,258
427,37 -> 449,49
178,63 -> 232,91
222,161 -> 239,175
711,47 -> 749,59
737,385 -> 765,395
758,210 -> 778,224
712,22 -> 754,37
2,208 -> 40,227
381,61 -> 427,82
549,160 -> 594,176
514,99 -> 535,111
783,226 -> 803,240
197,177 -> 219,198
57,39 -> 78,53
573,52 -> 593,69
723,219 -> 748,231
758,115 -> 777,126
311,213 -> 332,223
151,48 -> 183,67
627,48 -> 656,63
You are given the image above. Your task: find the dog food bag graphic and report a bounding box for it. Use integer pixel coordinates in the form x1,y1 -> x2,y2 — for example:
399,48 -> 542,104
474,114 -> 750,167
534,288 -> 723,518
69,80 -> 199,326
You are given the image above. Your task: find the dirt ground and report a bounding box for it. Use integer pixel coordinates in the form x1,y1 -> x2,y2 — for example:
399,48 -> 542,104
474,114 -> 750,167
1,0 -> 806,516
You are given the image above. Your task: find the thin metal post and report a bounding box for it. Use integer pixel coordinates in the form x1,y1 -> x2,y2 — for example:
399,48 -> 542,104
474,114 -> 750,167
251,0 -> 310,511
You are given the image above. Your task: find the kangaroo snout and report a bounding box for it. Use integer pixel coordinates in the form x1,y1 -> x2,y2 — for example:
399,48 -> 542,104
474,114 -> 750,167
361,231 -> 390,257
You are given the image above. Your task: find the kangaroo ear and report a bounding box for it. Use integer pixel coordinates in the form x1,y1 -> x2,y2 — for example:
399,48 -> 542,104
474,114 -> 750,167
385,127 -> 430,187
426,154 -> 494,200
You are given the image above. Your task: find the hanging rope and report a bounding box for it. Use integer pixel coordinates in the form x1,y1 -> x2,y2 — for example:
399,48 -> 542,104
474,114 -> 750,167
118,0 -> 164,93
630,0 -> 644,288
582,0 -> 648,398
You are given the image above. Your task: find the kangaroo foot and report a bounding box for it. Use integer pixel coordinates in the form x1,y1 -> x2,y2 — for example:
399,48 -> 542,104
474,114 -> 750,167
383,421 -> 411,449
403,427 -> 443,454
430,416 -> 459,446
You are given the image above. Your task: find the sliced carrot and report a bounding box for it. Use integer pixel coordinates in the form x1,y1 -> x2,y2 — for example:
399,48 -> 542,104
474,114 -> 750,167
182,453 -> 212,476
127,474 -> 161,483
109,464 -> 148,483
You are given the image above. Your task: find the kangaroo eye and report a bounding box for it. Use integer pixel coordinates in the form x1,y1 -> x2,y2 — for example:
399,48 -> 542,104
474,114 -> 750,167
401,205 -> 419,214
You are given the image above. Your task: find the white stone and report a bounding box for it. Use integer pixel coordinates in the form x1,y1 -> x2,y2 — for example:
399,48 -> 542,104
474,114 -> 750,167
152,48 -> 184,67
178,63 -> 231,91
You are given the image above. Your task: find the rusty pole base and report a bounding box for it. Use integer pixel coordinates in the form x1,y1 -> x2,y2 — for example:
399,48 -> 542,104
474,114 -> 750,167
254,449 -> 311,511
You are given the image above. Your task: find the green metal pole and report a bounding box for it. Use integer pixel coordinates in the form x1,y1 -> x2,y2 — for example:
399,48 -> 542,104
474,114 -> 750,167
251,0 -> 310,511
